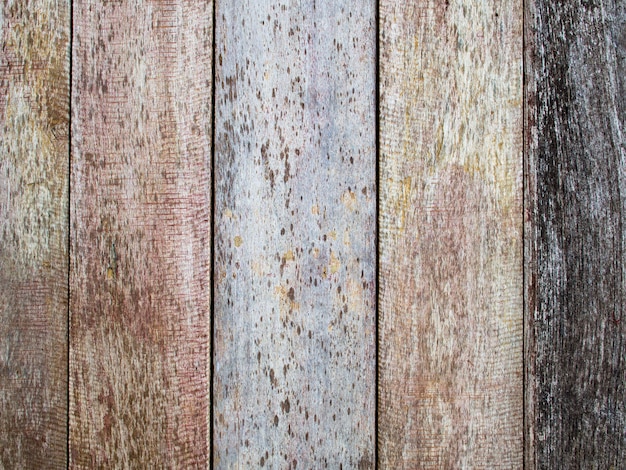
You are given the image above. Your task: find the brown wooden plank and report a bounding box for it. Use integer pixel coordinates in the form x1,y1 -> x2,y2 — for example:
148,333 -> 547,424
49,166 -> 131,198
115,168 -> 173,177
213,1 -> 376,467
378,1 -> 524,467
0,1 -> 70,467
69,1 -> 212,466
526,0 -> 626,467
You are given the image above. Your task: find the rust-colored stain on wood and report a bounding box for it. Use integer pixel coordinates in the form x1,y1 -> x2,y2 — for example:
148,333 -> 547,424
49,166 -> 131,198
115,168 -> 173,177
69,1 -> 212,467
378,1 -> 524,467
0,1 -> 70,467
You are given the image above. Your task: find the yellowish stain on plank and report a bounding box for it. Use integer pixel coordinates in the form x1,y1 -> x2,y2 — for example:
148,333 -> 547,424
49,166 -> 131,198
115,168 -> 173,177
0,1 -> 70,467
379,1 -> 523,468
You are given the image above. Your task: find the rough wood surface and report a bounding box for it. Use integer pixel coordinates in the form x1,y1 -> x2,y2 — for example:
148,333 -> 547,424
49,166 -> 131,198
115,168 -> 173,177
213,1 -> 376,467
0,1 -> 70,467
378,1 -> 524,467
69,1 -> 212,467
528,0 -> 626,467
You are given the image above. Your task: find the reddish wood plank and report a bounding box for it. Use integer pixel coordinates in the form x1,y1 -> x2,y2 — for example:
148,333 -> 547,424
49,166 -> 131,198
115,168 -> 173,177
0,1 -> 70,467
69,1 -> 212,466
526,0 -> 626,467
213,1 -> 376,467
378,1 -> 524,467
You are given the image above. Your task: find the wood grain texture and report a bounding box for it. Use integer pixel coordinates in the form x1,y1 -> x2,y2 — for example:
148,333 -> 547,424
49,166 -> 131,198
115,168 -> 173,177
527,0 -> 626,467
378,1 -> 523,467
213,1 -> 376,467
0,1 -> 70,467
70,1 -> 212,467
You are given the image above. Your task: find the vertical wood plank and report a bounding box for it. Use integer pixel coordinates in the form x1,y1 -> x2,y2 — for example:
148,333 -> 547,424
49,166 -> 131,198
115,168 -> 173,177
0,1 -> 70,467
70,1 -> 212,466
213,1 -> 376,467
378,1 -> 523,467
528,0 -> 626,467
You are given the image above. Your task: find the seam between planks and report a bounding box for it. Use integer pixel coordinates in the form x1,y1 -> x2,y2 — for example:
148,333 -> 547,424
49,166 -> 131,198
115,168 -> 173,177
209,0 -> 217,468
375,0 -> 380,467
522,0 -> 526,467
521,0 -> 537,467
67,0 -> 74,467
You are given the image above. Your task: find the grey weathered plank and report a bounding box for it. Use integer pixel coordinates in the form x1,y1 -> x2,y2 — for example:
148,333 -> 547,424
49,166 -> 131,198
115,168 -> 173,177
527,0 -> 626,467
0,1 -> 70,467
69,1 -> 212,466
378,1 -> 524,467
213,1 -> 376,467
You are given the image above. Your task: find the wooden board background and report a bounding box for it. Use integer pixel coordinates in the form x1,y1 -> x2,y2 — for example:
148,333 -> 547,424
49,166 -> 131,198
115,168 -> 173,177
527,0 -> 626,467
0,0 -> 624,467
213,1 -> 376,467
378,1 -> 524,467
0,1 -> 70,467
69,1 -> 212,467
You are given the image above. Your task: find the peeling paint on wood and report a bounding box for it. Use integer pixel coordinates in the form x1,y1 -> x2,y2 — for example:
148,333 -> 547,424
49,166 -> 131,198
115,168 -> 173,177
0,0 -> 70,467
527,0 -> 626,467
69,1 -> 212,467
213,1 -> 376,467
378,1 -> 524,467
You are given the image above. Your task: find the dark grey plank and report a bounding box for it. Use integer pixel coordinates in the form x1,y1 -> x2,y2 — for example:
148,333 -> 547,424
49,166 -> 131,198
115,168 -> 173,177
527,0 -> 626,467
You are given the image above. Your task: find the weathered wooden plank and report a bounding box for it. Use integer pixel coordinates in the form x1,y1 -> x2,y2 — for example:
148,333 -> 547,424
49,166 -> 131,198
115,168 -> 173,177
378,1 -> 523,467
0,1 -> 70,467
213,1 -> 376,467
527,0 -> 626,467
69,1 -> 212,467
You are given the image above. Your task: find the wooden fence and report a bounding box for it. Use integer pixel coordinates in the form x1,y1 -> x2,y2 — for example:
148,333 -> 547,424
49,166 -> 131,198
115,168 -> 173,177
1,0 -> 624,468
